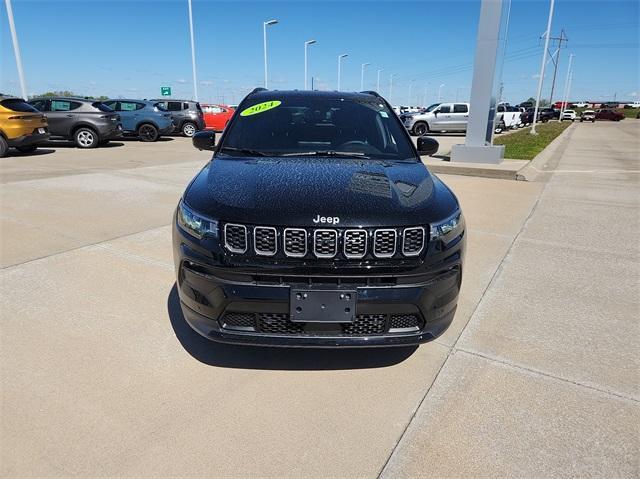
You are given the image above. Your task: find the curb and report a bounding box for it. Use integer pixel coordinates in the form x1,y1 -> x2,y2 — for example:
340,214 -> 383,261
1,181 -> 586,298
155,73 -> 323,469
422,161 -> 525,181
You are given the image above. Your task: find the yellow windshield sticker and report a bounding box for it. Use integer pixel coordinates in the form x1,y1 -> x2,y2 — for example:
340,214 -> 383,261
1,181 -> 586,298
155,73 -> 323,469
240,100 -> 282,116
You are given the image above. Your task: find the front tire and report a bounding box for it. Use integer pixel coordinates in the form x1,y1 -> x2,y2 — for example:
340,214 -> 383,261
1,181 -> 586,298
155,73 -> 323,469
75,127 -> 99,148
16,145 -> 37,153
181,122 -> 197,137
412,122 -> 429,136
138,123 -> 159,142
0,136 -> 8,158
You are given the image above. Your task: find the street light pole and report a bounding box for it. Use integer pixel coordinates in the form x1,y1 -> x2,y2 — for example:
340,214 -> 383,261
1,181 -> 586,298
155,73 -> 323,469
187,0 -> 198,101
438,83 -> 445,102
263,19 -> 278,88
531,0 -> 555,134
376,69 -> 383,93
360,63 -> 371,91
337,54 -> 348,91
304,40 -> 316,90
360,63 -> 370,91
389,73 -> 396,103
4,0 -> 28,99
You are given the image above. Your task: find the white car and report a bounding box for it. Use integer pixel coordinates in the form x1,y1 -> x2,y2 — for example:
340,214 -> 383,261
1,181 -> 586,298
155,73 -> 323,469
561,109 -> 577,121
625,101 -> 640,108
573,101 -> 589,108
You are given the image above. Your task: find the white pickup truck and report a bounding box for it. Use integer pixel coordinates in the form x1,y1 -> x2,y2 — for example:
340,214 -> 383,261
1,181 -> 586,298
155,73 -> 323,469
400,102 -> 470,135
494,103 -> 522,133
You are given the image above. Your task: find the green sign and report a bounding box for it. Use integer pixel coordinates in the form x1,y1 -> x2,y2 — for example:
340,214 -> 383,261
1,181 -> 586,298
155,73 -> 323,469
160,86 -> 172,96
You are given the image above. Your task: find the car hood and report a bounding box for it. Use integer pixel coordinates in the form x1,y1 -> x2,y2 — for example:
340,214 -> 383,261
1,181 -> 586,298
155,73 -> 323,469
183,156 -> 459,227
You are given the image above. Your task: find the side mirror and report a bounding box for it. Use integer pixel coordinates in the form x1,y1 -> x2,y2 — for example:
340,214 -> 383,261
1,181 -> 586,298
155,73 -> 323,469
433,111 -> 439,117
192,130 -> 216,151
417,136 -> 439,156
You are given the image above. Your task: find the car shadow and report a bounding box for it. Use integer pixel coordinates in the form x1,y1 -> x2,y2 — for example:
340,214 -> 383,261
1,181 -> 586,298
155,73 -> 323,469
11,148 -> 56,157
167,284 -> 418,370
118,136 -> 175,142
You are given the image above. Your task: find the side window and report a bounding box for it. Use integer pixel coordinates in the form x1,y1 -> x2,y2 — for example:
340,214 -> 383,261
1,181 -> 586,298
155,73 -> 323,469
103,101 -> 117,110
135,102 -> 146,110
69,102 -> 82,111
30,100 -> 48,111
167,102 -> 182,111
50,100 -> 72,111
438,105 -> 451,114
119,102 -> 138,111
183,102 -> 189,110
454,104 -> 468,113
205,106 -> 223,114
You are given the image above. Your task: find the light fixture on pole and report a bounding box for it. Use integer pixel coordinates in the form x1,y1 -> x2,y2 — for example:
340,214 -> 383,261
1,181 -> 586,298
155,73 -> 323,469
389,73 -> 396,103
263,19 -> 278,88
187,0 -> 198,101
376,68 -> 383,93
360,63 -> 370,91
531,0 -> 555,134
304,40 -> 316,90
337,54 -> 348,91
437,83 -> 445,102
4,0 -> 28,100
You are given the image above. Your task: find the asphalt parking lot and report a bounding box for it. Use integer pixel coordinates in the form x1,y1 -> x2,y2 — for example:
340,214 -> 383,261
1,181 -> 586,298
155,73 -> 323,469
1,122 -> 638,477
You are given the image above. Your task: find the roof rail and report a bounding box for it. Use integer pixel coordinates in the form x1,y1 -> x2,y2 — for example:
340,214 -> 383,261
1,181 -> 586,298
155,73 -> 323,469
249,87 -> 267,95
360,90 -> 382,98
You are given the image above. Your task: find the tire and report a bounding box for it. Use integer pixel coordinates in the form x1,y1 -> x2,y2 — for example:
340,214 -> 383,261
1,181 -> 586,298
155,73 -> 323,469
16,145 -> 37,153
412,122 -> 429,136
74,127 -> 99,148
0,136 -> 8,158
571,119 -> 575,122
592,119 -> 595,123
580,119 -> 584,122
181,122 -> 197,137
138,123 -> 159,142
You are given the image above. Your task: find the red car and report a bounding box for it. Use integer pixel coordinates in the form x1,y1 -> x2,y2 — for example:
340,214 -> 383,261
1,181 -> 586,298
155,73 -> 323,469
202,104 -> 235,131
595,109 -> 624,121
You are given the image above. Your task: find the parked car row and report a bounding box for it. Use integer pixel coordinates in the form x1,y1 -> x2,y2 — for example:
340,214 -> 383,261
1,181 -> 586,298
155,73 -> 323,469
0,94 -> 238,156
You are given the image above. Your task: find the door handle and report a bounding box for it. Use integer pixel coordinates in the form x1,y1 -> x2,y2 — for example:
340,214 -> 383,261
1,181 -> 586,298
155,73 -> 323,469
66,114 -> 74,117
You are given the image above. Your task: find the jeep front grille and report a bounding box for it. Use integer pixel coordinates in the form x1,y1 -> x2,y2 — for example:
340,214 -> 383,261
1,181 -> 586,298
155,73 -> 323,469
343,229 -> 367,258
313,229 -> 338,258
254,226 -> 277,256
224,224 -> 247,253
222,223 -> 426,259
284,228 -> 307,257
402,227 -> 425,256
373,229 -> 396,258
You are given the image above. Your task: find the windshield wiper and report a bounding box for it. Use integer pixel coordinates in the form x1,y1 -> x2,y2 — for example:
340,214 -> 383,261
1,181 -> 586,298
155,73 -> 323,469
280,150 -> 371,159
218,146 -> 270,157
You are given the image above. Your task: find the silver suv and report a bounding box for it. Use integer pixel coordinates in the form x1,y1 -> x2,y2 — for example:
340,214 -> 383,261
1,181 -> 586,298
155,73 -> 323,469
400,102 -> 470,136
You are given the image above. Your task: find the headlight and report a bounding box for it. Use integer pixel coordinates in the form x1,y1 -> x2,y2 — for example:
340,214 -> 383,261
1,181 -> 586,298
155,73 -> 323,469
430,210 -> 464,241
177,200 -> 218,239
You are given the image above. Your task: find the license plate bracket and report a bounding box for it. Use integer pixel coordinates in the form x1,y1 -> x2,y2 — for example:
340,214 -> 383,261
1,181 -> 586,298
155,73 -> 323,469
290,289 -> 356,323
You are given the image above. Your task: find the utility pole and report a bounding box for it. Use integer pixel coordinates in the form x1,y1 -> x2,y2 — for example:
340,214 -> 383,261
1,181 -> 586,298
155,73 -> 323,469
560,53 -> 574,117
547,29 -> 568,106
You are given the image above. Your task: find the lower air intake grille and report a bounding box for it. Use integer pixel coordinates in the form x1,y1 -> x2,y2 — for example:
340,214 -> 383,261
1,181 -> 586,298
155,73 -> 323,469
341,314 -> 387,335
257,313 -> 304,334
221,312 -> 255,328
389,314 -> 421,330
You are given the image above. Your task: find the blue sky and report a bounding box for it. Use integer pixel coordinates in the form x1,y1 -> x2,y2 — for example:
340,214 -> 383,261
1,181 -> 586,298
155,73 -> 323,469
1,0 -> 638,105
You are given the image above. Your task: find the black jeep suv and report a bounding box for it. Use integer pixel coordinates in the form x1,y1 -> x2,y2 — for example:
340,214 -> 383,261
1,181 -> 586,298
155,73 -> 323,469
172,89 -> 465,347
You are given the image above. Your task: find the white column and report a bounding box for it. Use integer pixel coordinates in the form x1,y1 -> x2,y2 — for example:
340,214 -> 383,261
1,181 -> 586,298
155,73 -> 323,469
531,0 -> 555,134
451,0 -> 505,164
360,63 -> 370,91
4,0 -> 28,99
187,0 -> 198,101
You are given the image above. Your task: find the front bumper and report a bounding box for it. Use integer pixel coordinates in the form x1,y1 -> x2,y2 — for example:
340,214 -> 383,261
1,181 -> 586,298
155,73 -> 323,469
173,222 -> 464,348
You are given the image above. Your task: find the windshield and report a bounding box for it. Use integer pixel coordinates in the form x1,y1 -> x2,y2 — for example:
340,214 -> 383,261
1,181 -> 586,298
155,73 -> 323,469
220,96 -> 416,161
424,103 -> 440,112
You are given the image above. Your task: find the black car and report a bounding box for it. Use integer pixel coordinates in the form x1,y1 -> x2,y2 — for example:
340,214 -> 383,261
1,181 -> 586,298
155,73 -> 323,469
149,99 -> 205,137
172,89 -> 466,347
520,107 -> 554,125
28,97 -> 122,148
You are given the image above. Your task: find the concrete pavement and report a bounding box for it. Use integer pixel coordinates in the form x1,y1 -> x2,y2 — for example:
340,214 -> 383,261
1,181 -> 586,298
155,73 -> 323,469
1,122 -> 638,477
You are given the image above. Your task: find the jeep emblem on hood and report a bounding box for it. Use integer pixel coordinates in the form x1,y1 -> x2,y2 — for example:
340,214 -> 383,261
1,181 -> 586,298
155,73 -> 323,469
313,215 -> 340,225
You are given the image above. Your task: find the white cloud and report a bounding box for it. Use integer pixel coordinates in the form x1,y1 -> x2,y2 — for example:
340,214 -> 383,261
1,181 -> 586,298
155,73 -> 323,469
176,78 -> 187,84
200,80 -> 214,86
531,73 -> 541,79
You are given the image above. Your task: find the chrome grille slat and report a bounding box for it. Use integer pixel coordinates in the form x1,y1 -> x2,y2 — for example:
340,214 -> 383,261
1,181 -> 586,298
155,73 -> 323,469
373,229 -> 396,258
284,228 -> 307,257
313,229 -> 338,258
343,229 -> 367,259
224,223 -> 248,253
254,226 -> 277,256
402,227 -> 425,256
